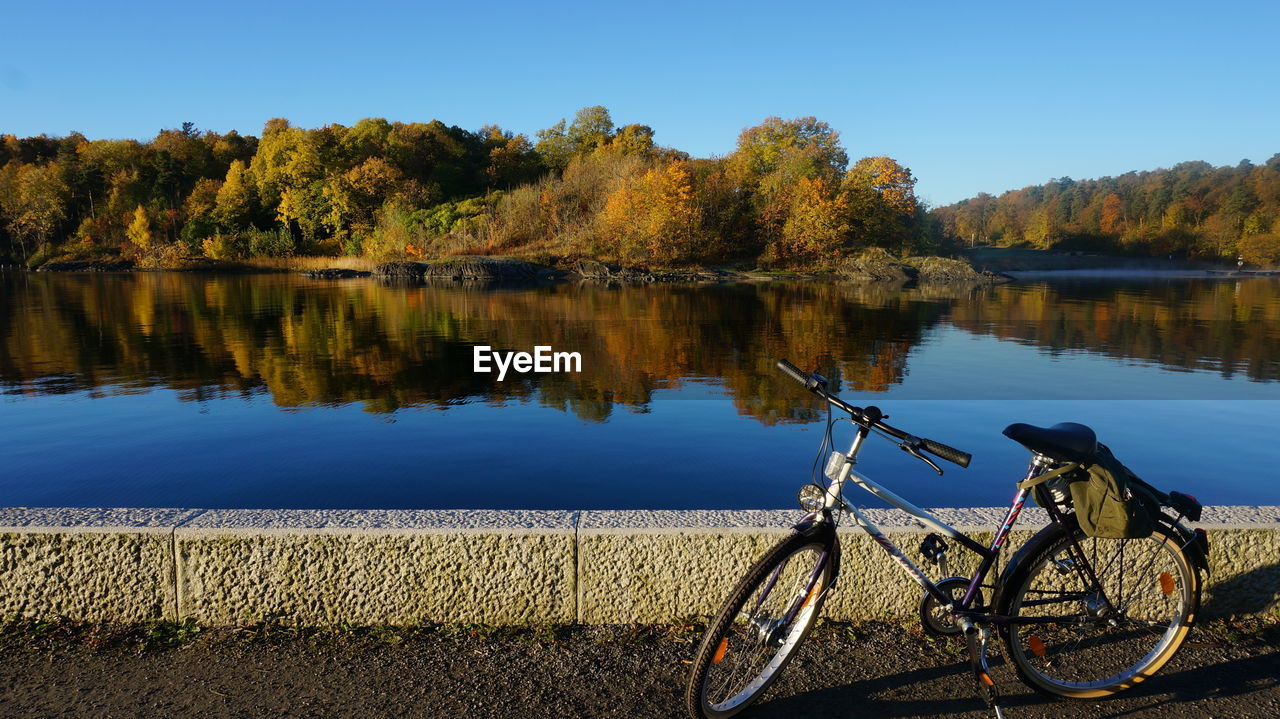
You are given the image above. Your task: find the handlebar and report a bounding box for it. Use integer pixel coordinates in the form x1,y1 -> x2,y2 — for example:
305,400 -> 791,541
775,358 -> 973,469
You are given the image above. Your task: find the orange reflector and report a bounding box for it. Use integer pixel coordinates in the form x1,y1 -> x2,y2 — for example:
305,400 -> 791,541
802,583 -> 821,610
1028,635 -> 1046,657
981,673 -> 995,687
712,637 -> 728,664
1159,572 -> 1175,596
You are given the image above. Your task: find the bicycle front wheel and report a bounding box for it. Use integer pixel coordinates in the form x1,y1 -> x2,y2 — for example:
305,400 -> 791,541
999,519 -> 1199,699
685,530 -> 834,719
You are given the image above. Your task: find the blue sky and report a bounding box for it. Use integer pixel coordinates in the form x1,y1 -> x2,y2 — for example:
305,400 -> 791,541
2,0 -> 1276,205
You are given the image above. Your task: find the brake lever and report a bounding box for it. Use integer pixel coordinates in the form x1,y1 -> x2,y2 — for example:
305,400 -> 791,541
899,440 -> 944,475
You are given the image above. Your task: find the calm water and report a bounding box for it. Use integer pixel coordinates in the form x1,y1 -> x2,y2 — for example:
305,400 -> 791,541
1,271 -> 1278,510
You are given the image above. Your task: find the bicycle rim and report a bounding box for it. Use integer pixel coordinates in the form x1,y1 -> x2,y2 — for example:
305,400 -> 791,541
690,538 -> 830,718
1004,523 -> 1196,698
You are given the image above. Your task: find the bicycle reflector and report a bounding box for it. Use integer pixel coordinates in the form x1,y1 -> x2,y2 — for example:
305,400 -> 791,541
1159,572 -> 1175,596
1028,635 -> 1046,657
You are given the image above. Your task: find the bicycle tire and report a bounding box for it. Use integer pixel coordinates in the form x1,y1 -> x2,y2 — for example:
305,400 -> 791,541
685,529 -> 835,719
997,516 -> 1199,699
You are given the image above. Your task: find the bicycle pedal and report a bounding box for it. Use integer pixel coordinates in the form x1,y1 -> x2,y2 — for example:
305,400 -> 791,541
920,533 -> 948,563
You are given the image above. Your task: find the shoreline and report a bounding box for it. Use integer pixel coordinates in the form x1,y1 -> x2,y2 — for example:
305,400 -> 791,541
13,253 -> 1264,284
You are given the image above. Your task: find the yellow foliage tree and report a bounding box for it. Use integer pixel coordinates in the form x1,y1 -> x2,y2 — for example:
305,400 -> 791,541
0,162 -> 69,258
600,161 -> 705,265
125,205 -> 152,251
842,156 -> 920,252
215,160 -> 252,228
776,177 -> 850,262
1239,233 -> 1280,266
846,156 -> 917,216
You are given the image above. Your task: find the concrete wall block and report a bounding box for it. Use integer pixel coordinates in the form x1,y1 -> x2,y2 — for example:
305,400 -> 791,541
577,529 -> 789,624
0,508 -> 200,623
0,529 -> 175,622
175,510 -> 578,626
1199,528 -> 1280,618
176,529 -> 575,625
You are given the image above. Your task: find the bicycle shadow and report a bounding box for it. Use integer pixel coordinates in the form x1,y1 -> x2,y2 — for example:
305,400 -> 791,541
745,655 -> 1044,718
1091,647 -> 1280,718
1202,561 -> 1280,618
748,627 -> 1280,719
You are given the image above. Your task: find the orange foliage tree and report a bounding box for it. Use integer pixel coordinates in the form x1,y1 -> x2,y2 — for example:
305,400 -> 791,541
1100,192 -> 1124,235
600,161 -> 707,265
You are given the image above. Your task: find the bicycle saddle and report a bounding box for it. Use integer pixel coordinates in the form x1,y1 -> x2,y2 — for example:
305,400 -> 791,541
1002,422 -> 1097,463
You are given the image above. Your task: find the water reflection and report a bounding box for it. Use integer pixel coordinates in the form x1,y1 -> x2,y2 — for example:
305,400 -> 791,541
1,273 -> 1277,421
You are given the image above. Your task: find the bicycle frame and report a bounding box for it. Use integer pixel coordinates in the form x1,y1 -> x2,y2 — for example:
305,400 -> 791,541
815,424 -> 1054,623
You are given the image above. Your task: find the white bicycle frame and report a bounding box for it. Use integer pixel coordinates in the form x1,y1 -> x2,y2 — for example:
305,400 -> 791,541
817,426 -> 1038,608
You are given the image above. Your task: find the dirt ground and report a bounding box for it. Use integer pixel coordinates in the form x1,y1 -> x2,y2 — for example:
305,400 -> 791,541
0,621 -> 1276,719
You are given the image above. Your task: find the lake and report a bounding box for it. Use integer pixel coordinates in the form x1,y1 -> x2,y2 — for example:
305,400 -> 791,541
1,270 -> 1277,510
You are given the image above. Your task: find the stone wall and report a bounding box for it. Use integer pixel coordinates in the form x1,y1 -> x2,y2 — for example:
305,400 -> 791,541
1,507 -> 1275,625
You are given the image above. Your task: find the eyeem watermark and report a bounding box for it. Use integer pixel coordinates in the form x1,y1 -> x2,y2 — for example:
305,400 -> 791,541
473,346 -> 582,381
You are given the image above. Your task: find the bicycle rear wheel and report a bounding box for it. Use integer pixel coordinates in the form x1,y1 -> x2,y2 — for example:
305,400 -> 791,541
999,518 -> 1199,698
685,530 -> 834,719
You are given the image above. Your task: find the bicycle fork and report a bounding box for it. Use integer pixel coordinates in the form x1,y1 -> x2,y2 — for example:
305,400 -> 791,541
960,617 -> 1006,719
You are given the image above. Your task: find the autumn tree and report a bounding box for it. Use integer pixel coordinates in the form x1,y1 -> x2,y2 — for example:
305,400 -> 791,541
126,204 -> 152,251
722,117 -> 850,259
606,124 -> 656,157
249,121 -> 334,243
727,116 -> 847,183
535,119 -> 575,172
566,106 -> 614,155
1239,233 -> 1280,266
215,160 -> 253,228
843,156 -> 919,253
776,176 -> 850,262
600,161 -> 707,265
0,162 -> 69,258
181,177 -> 222,248
1099,192 -> 1124,235
324,156 -> 404,235
949,193 -> 994,245
535,106 -> 622,171
482,126 -> 542,189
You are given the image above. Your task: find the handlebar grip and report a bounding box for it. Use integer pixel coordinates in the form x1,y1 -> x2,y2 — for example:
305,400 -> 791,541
775,359 -> 815,390
920,437 -> 972,468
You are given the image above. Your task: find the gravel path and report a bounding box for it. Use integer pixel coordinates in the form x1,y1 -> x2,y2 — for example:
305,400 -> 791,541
1,623 -> 1276,718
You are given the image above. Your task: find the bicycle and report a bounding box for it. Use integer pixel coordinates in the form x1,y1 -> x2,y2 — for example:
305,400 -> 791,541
685,359 -> 1210,719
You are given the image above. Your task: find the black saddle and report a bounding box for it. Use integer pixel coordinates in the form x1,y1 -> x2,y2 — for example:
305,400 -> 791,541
1002,422 -> 1097,464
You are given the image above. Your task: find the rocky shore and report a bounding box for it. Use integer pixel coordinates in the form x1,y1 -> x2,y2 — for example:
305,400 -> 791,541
838,248 -> 1008,284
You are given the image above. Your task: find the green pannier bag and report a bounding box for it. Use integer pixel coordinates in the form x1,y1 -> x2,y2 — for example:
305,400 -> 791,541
1067,443 -> 1161,539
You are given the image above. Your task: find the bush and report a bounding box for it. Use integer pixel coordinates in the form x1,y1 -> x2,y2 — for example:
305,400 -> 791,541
135,243 -> 185,269
201,233 -> 245,260
246,227 -> 295,257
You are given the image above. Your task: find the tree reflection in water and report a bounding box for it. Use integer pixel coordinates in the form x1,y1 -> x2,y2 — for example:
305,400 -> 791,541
1,273 -> 1276,422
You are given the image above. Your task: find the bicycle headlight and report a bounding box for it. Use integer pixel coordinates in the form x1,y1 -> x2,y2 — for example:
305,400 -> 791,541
798,484 -> 826,513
